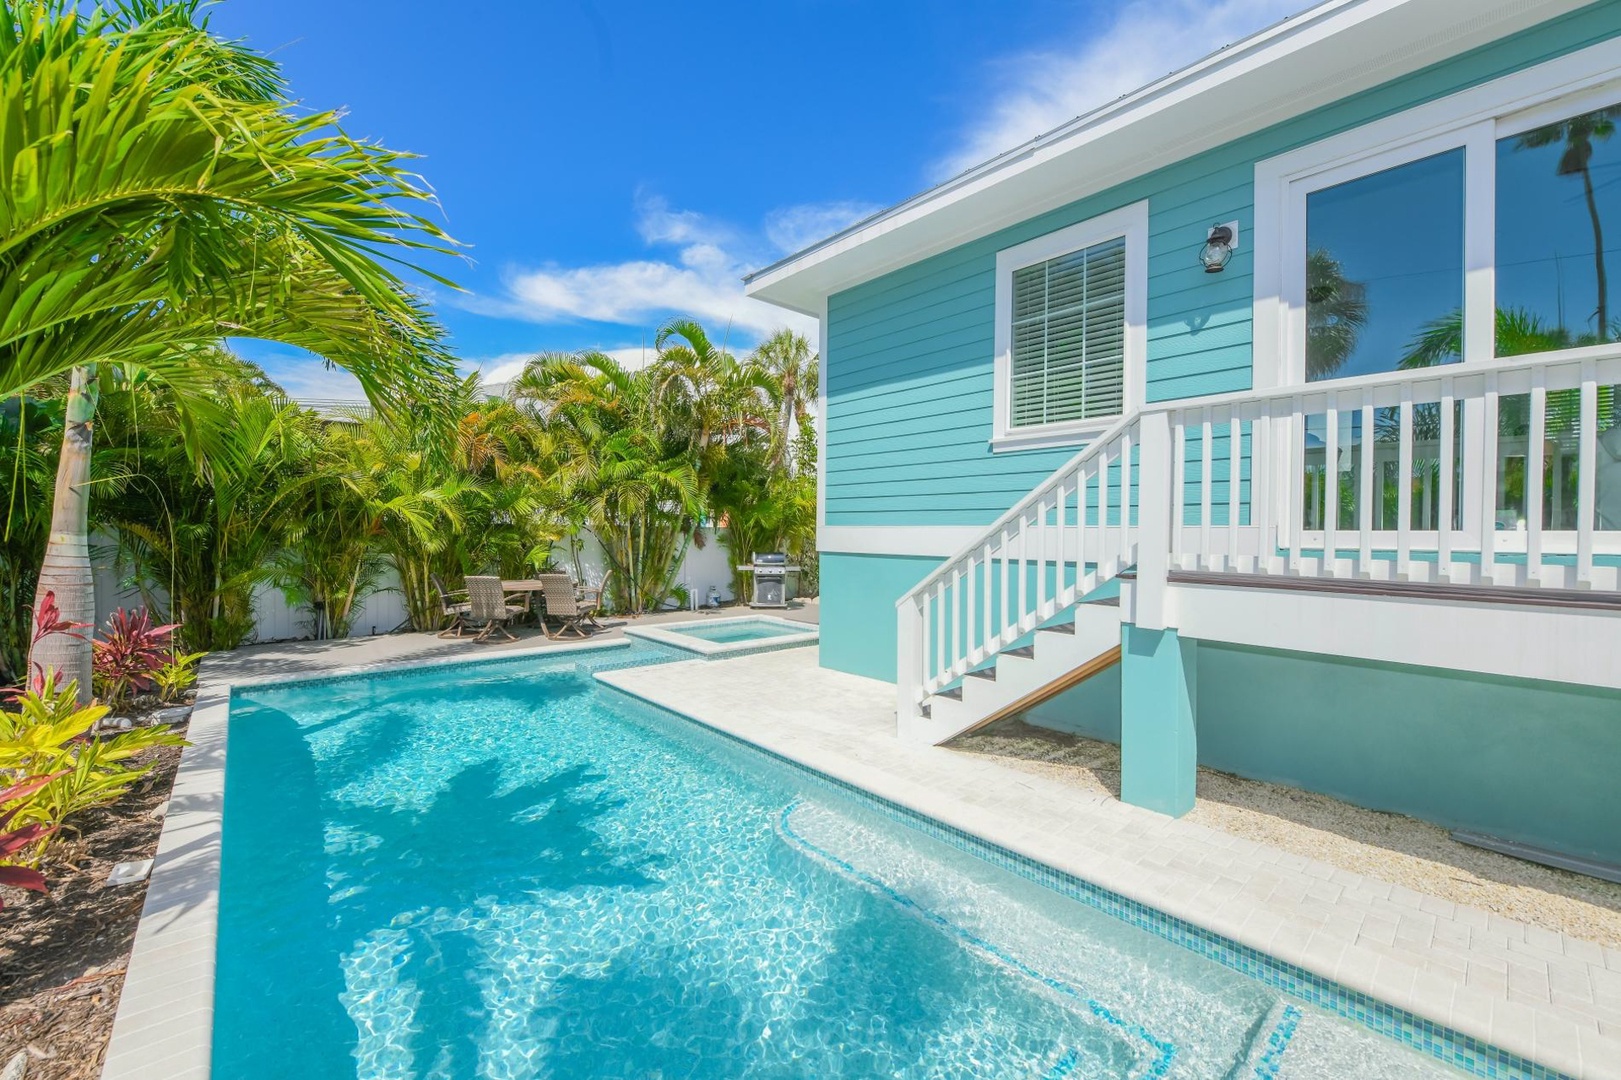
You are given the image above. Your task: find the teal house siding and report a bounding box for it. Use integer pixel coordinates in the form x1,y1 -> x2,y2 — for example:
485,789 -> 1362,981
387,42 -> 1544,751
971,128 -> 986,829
823,2 -> 1621,531
816,553 -> 940,682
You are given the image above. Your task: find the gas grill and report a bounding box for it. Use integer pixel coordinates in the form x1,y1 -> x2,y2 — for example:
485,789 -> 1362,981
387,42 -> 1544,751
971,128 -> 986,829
745,552 -> 800,608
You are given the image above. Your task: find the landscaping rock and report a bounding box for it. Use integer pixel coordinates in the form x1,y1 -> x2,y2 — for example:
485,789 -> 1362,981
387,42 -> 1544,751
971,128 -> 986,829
1,1050 -> 26,1080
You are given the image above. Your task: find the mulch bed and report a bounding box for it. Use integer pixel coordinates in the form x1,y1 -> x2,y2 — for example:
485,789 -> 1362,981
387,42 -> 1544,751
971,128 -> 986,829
0,723 -> 187,1080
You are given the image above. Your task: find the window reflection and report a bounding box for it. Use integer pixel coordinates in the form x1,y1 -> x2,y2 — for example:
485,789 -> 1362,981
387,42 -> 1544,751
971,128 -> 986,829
1497,104 -> 1621,355
1306,150 -> 1466,380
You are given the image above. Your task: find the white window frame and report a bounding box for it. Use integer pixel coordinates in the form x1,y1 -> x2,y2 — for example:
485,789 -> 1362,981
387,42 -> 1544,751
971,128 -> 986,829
1252,36 -> 1621,392
991,200 -> 1148,453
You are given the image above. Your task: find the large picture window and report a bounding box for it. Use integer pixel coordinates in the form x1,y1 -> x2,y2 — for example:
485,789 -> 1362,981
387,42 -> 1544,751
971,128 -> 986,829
992,201 -> 1146,452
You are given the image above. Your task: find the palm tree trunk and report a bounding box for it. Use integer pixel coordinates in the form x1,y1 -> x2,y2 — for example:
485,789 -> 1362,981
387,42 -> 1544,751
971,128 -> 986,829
1582,163 -> 1609,337
30,365 -> 99,703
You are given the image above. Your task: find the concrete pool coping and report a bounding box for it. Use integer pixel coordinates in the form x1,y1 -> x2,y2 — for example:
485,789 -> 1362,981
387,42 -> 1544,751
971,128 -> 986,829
595,649 -> 1621,1080
99,635 -> 631,1080
622,613 -> 819,657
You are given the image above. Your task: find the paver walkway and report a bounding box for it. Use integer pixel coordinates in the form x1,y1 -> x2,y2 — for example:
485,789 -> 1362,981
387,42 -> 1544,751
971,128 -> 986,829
600,648 -> 1621,1080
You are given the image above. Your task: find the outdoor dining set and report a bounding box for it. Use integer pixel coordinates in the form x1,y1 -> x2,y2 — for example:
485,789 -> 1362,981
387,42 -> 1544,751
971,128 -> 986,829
433,572 -> 608,642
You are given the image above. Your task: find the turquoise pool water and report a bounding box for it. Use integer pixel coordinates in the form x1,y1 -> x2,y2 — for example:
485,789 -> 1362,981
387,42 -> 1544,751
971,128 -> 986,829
663,617 -> 809,644
215,642 -> 1478,1079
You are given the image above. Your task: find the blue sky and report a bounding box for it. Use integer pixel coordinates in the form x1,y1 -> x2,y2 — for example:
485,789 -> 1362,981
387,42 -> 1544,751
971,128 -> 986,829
210,0 -> 1305,398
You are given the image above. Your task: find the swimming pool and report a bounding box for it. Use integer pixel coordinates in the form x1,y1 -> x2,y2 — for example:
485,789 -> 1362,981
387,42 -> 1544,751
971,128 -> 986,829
623,614 -> 817,656
215,641 -> 1492,1078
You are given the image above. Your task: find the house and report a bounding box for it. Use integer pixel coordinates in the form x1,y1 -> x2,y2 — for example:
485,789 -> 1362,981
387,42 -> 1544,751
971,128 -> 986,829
746,0 -> 1621,870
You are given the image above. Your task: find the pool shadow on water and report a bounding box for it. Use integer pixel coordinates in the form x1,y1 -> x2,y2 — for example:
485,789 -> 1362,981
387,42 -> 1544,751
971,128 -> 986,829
215,699 -> 663,1079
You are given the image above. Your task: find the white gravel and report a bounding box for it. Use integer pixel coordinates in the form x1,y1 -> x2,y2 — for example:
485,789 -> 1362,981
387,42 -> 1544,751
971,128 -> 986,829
950,719 -> 1621,948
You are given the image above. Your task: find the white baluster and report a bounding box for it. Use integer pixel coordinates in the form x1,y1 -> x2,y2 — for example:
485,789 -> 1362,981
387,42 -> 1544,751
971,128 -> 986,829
1289,399 -> 1305,573
1172,416 -> 1186,569
1199,409 -> 1214,570
1035,496 -> 1049,618
1228,406 -> 1242,571
1323,398 -> 1339,578
1118,428 -> 1134,567
1397,390 -> 1412,580
1578,364 -> 1597,587
1439,378 -> 1456,582
1527,376 -> 1545,586
1479,372 -> 1499,586
1359,399 -> 1374,577
1017,516 -> 1029,632
966,554 -> 978,661
981,541 -> 993,654
932,582 -> 944,690
1099,445 -> 1114,577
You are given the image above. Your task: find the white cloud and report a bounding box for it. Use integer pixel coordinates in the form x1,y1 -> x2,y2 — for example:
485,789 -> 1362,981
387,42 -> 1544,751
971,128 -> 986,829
461,195 -> 882,346
937,0 -> 1306,179
763,200 -> 883,255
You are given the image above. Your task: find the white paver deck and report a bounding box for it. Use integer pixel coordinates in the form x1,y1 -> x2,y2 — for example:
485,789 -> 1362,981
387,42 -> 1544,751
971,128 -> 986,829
598,648 -> 1621,1080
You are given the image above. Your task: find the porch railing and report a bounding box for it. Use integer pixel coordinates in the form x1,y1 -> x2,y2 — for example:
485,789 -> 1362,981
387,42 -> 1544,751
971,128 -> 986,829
897,344 -> 1621,716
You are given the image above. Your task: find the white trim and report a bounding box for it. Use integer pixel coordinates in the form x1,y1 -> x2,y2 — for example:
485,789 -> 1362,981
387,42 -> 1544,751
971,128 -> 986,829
816,296 -> 829,543
990,201 -> 1149,452
819,524 -> 987,558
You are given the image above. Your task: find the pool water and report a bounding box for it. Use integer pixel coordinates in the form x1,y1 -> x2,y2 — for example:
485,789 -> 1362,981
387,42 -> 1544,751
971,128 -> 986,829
663,616 -> 809,644
215,642 -> 1474,1079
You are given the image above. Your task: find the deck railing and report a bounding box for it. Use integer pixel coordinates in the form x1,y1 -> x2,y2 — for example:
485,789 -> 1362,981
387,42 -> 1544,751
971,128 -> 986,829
897,344 -> 1621,717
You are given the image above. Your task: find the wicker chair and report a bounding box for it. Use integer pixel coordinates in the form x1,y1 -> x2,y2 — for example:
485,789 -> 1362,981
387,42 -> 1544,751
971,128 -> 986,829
432,575 -> 472,638
464,575 -> 525,642
578,570 -> 611,630
540,574 -> 591,639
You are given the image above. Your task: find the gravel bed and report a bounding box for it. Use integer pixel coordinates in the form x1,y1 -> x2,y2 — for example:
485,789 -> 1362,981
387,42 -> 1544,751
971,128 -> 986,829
950,719 -> 1621,948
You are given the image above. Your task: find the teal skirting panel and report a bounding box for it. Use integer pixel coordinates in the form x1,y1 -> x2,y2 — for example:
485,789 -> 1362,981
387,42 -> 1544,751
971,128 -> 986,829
817,552 -> 942,682
1195,643 -> 1621,866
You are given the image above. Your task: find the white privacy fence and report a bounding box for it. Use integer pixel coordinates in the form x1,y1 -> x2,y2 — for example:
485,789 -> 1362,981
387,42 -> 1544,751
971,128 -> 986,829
898,345 -> 1621,713
91,526 -> 742,645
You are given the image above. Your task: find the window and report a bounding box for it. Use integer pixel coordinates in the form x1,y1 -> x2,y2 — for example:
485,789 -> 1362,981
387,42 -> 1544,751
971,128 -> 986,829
1010,237 -> 1126,425
1255,41 -> 1621,387
993,202 -> 1146,452
1496,100 -> 1621,355
1305,150 -> 1465,380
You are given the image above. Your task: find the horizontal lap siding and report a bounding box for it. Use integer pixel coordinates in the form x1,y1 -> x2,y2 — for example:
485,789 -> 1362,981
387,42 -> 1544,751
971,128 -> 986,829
824,4 -> 1621,529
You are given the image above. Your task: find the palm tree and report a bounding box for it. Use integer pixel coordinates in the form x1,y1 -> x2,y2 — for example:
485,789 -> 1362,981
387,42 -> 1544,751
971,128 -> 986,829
750,329 -> 818,468
1514,106 -> 1621,339
1304,248 -> 1369,379
3,2 -> 458,697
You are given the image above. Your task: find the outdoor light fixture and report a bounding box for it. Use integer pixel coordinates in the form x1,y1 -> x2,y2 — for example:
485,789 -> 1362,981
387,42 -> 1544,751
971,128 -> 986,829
1199,222 -> 1238,273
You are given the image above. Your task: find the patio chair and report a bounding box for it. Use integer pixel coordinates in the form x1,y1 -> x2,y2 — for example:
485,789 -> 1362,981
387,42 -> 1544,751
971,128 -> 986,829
540,575 -> 592,639
432,575 -> 472,638
578,570 -> 611,630
464,575 -> 526,642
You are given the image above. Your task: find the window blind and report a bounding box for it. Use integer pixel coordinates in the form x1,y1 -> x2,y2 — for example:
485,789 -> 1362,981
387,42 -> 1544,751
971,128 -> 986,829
1009,236 -> 1126,428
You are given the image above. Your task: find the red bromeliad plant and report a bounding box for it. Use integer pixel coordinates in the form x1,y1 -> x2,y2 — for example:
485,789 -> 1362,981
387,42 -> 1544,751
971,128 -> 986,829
91,608 -> 180,707
0,774 -> 65,907
27,591 -> 90,694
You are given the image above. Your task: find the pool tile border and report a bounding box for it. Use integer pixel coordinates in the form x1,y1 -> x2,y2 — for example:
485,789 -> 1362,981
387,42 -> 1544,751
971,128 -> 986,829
596,670 -> 1588,1080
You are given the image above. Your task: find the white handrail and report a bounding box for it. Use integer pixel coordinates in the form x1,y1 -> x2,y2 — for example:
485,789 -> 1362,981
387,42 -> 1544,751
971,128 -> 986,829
896,345 -> 1621,722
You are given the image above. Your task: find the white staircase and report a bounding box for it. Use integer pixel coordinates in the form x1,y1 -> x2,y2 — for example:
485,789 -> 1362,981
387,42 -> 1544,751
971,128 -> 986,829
897,345 -> 1621,745
907,598 -> 1122,745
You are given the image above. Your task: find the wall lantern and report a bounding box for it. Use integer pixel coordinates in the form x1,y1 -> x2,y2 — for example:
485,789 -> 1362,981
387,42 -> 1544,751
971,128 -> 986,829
1199,221 -> 1239,273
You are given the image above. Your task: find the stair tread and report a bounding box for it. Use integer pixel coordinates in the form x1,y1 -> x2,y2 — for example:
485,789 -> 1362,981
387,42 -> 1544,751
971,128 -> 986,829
936,685 -> 963,701
1004,644 -> 1036,659
965,667 -> 997,680
1039,622 -> 1076,634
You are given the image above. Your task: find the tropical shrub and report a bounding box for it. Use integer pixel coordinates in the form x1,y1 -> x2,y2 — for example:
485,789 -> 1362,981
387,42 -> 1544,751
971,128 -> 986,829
0,774 -> 62,904
152,650 -> 207,703
0,671 -> 185,836
92,608 -> 179,707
